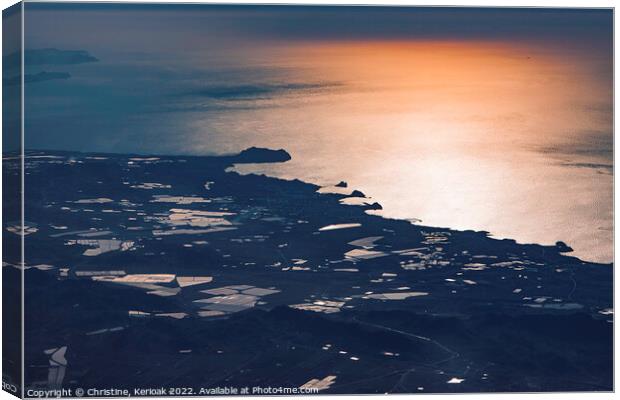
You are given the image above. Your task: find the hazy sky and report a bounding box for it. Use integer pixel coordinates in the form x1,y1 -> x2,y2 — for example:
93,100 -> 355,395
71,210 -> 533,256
23,4 -> 613,47
17,4 -> 612,154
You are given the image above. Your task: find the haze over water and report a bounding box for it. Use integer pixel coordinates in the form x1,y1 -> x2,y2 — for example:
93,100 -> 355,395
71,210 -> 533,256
20,5 -> 613,263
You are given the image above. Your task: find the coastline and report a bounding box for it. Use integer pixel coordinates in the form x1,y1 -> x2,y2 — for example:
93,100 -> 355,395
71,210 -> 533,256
5,146 -> 613,392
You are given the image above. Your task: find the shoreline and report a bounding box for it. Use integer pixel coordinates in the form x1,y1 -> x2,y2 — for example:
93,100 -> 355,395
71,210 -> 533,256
15,146 -> 613,266
6,146 -> 613,392
231,161 -> 613,266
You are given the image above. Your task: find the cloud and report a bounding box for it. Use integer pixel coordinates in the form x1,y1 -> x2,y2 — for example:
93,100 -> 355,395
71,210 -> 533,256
187,82 -> 341,101
3,48 -> 97,87
561,162 -> 612,175
4,71 -> 71,86
24,5 -> 613,45
539,130 -> 612,161
4,48 -> 98,66
538,129 -> 613,175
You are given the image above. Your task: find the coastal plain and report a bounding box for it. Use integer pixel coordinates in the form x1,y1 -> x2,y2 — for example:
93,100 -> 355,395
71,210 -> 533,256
3,147 -> 612,394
